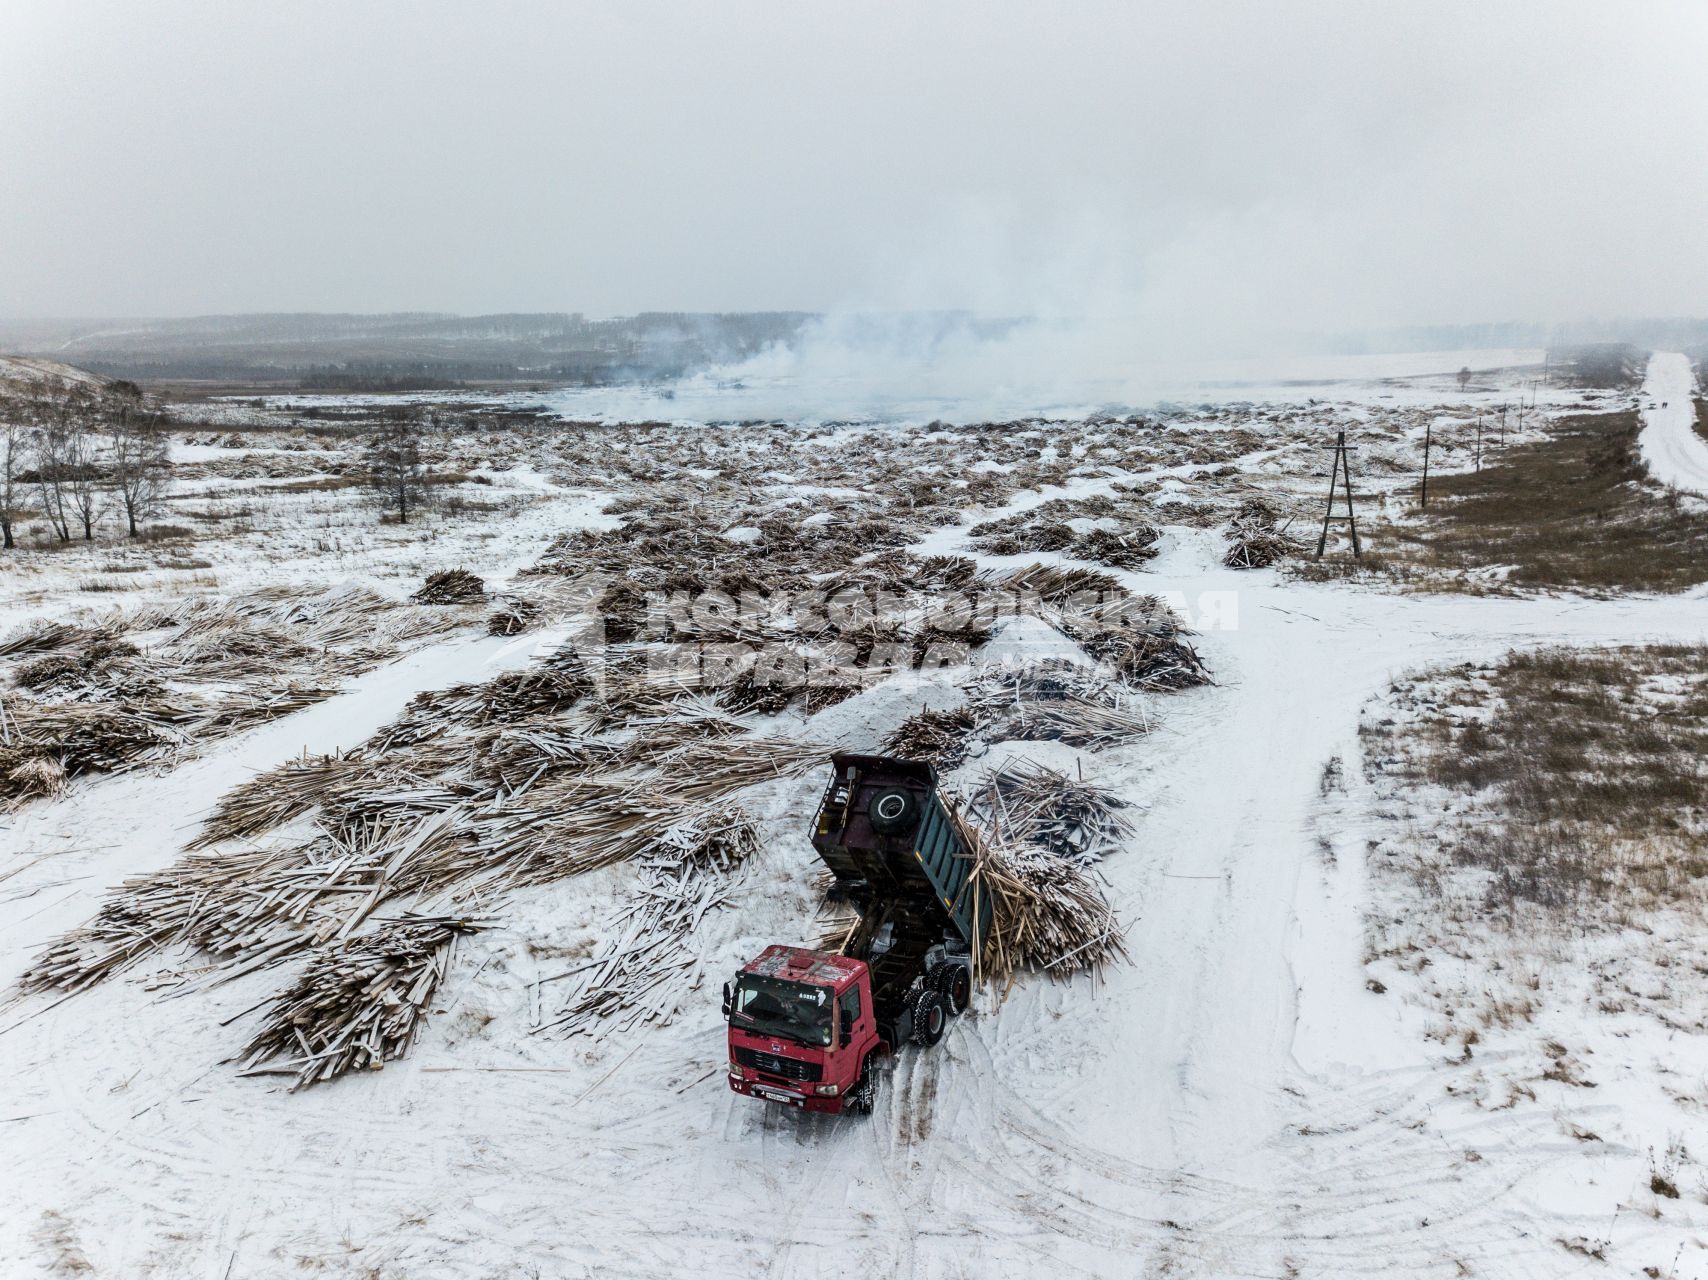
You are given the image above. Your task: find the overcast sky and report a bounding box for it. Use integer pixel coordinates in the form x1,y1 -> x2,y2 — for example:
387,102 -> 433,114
3,1 -> 1706,332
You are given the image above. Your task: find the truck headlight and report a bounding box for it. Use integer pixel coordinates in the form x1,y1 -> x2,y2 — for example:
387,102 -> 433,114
728,1065 -> 745,1079
814,1083 -> 840,1096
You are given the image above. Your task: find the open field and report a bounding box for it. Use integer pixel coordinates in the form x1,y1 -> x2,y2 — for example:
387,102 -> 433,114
2,348 -> 1707,1278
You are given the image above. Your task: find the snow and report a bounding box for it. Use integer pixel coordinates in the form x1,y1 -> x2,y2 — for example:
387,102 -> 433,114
4,357 -> 1708,1277
1638,351 -> 1708,496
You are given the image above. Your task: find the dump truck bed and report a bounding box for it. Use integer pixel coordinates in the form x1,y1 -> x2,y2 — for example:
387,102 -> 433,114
810,754 -> 989,1022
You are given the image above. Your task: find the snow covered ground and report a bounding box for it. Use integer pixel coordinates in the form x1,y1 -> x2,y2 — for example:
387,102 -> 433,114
3,355 -> 1705,1278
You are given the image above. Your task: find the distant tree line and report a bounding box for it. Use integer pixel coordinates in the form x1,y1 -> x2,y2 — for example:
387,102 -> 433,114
0,381 -> 171,550
1547,343 -> 1644,389
50,311 -> 818,388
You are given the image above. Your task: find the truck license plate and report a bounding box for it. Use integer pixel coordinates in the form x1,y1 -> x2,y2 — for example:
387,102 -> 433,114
755,1087 -> 800,1105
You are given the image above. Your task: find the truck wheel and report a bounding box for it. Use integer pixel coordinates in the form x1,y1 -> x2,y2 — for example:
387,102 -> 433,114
867,788 -> 918,835
910,988 -> 948,1046
941,964 -> 971,1016
844,1060 -> 875,1116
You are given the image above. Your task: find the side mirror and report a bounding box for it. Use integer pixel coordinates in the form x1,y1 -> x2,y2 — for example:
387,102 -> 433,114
721,982 -> 733,1019
838,1024 -> 852,1049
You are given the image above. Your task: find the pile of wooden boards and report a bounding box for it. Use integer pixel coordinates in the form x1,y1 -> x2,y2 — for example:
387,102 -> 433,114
413,568 -> 485,604
537,805 -> 759,1039
1223,497 -> 1298,569
0,582 -> 477,804
973,757 -> 1134,864
883,707 -> 978,771
240,915 -> 482,1089
952,803 -> 1128,982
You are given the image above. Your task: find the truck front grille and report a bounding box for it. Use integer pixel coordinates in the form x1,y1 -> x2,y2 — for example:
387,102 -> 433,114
733,1046 -> 822,1083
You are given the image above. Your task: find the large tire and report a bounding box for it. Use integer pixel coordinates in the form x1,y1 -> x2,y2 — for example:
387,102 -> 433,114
933,962 -> 971,1016
910,987 -> 948,1046
867,787 -> 919,835
844,1059 -> 875,1116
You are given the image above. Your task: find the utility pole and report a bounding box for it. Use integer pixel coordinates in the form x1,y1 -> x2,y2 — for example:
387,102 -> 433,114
1475,415 -> 1483,472
1499,402 -> 1507,446
1421,420 -> 1432,507
1316,431 -> 1361,560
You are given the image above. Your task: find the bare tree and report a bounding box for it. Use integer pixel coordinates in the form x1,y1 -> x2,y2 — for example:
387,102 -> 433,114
109,405 -> 170,537
61,411 -> 105,541
1457,366 -> 1472,391
30,402 -> 74,544
0,414 -> 25,550
365,410 -> 432,523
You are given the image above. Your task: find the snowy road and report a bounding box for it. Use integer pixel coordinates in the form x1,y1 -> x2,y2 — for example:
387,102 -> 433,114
1637,351 -> 1708,495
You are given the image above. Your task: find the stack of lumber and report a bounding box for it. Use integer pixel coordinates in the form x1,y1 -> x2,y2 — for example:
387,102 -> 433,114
240,915 -> 482,1088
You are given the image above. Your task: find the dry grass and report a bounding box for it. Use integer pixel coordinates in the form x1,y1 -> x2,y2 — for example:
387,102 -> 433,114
1357,644 -> 1708,1043
1365,644 -> 1708,921
1373,412 -> 1708,595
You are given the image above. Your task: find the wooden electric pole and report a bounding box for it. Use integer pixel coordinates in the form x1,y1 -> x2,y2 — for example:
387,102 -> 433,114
1316,431 -> 1361,559
1475,415 -> 1483,472
1420,421 -> 1432,507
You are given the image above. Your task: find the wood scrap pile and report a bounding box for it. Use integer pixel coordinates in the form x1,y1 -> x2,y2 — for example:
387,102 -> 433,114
801,673 -> 866,715
0,700 -> 181,806
240,915 -> 482,1088
1056,606 -> 1211,692
951,803 -> 1127,982
0,619 -> 93,657
14,637 -> 147,699
1223,497 -> 1297,569
972,757 -> 1134,864
377,663 -> 591,745
964,658 -> 1124,715
413,568 -> 486,604
539,806 -> 759,1038
0,582 -> 482,805
474,727 -> 620,794
964,659 -> 1151,750
638,734 -> 826,806
716,663 -> 802,715
1072,524 -> 1160,570
194,750 -> 381,847
970,496 -> 1159,570
971,511 -> 1077,556
984,698 -> 1152,750
883,707 -> 979,771
983,562 -> 1126,609
2,755 -> 65,807
486,595 -> 542,636
19,843 -> 315,992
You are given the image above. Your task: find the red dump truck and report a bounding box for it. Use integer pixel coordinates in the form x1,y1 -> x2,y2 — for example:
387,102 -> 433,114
724,753 -> 989,1115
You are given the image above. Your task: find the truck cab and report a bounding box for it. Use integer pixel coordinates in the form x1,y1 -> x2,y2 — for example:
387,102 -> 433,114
724,945 -> 884,1114
725,754 -> 986,1117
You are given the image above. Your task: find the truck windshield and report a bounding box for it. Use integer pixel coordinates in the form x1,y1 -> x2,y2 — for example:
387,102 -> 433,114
730,975 -> 833,1047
